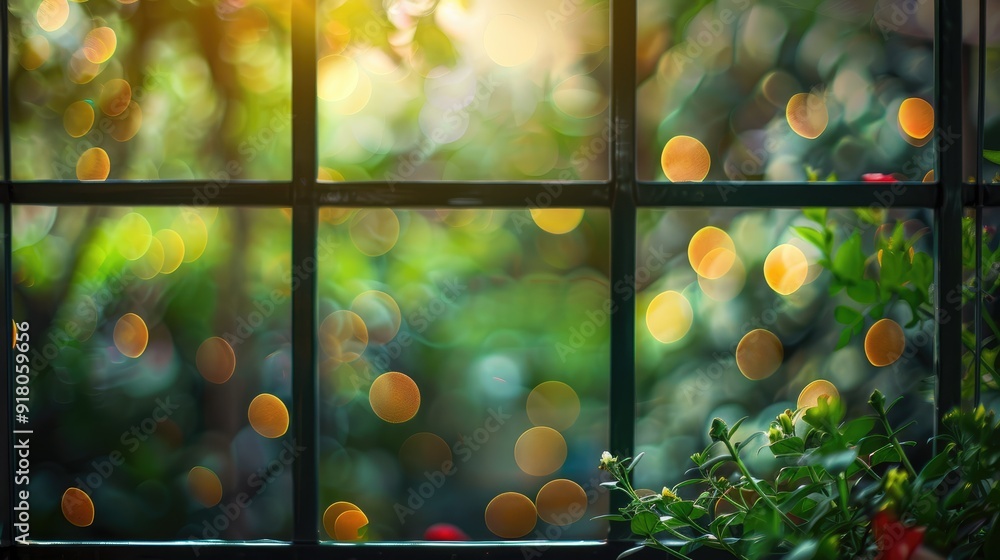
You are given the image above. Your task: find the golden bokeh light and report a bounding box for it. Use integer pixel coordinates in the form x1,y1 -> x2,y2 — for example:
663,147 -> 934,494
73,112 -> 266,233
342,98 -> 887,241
155,229 -> 185,274
113,313 -> 148,359
330,71 -> 373,116
323,501 -> 361,539
20,35 -> 51,70
83,27 -> 117,64
349,209 -> 400,257
399,432 -> 453,474
865,318 -> 906,367
351,291 -> 401,345
514,427 -> 567,476
63,101 -> 95,138
645,290 -> 693,344
317,55 -> 360,102
187,466 -> 223,508
786,92 -> 829,139
68,50 -> 101,84
99,79 -> 131,117
76,147 -> 110,181
485,492 -> 537,538
484,14 -> 537,67
248,393 -> 289,438
36,0 -> 69,33
698,254 -> 746,302
922,170 -> 934,182
131,236 -> 164,280
115,212 -> 152,261
171,211 -> 208,263
535,479 -> 587,526
764,244 -> 809,295
334,509 -> 369,541
735,329 -> 783,380
196,337 -> 236,384
552,75 -> 609,119
661,135 -> 711,182
61,488 -> 94,527
898,98 -> 934,140
529,209 -> 585,235
369,371 -> 421,423
797,379 -> 840,410
12,321 -> 16,349
526,381 -> 580,431
688,226 -> 736,279
319,310 -> 369,362
109,101 -> 142,142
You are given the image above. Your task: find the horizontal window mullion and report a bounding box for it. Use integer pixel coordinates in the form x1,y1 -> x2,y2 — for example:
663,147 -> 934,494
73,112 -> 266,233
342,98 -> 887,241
8,183 -> 294,207
315,182 -> 614,208
636,182 -> 941,208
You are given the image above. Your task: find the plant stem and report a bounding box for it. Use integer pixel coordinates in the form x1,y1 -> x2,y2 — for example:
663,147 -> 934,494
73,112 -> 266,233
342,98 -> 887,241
721,437 -> 803,534
876,411 -> 917,478
837,474 -> 860,553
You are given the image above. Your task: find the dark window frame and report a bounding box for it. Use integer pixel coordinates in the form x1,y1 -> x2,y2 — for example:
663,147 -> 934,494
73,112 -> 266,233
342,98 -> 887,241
0,0 -> 994,558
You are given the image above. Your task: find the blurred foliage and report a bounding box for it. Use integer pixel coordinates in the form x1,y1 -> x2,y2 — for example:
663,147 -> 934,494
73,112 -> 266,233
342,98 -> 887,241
8,0 -> 291,180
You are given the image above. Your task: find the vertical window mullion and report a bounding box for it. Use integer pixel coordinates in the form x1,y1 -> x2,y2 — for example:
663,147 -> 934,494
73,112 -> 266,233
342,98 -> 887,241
973,0 -> 988,407
935,0 -> 966,432
609,0 -> 637,541
291,0 -> 320,544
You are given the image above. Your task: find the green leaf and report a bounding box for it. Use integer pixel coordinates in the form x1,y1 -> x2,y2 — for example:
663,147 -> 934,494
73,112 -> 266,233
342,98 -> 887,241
413,20 -> 458,69
834,305 -> 863,325
785,539 -> 819,560
985,149 -> 1000,164
593,514 -> 627,522
832,232 -> 865,282
836,327 -> 853,350
666,500 -> 696,519
803,208 -> 827,225
776,466 -> 812,485
769,437 -> 805,458
794,226 -> 826,250
840,417 -> 875,444
630,511 -> 661,537
618,545 -> 649,559
847,280 -> 879,304
868,443 -> 901,467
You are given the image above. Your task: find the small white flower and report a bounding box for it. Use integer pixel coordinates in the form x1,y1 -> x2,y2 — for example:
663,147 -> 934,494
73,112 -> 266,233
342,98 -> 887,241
600,451 -> 616,469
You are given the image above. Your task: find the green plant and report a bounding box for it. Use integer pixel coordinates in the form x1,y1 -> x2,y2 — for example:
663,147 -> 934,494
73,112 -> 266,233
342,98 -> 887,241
599,391 -> 1000,559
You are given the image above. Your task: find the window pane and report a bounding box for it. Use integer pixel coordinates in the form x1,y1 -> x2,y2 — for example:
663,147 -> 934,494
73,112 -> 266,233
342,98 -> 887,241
317,1 -> 611,182
634,207 -> 936,490
317,208 -> 610,540
985,0 -> 1000,182
11,206 -> 292,540
8,1 -> 291,180
637,0 -> 935,182
977,208 -> 999,412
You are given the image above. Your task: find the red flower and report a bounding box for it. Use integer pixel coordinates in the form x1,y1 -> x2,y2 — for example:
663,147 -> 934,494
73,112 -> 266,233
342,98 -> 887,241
863,173 -> 900,183
424,523 -> 469,541
874,510 -> 926,560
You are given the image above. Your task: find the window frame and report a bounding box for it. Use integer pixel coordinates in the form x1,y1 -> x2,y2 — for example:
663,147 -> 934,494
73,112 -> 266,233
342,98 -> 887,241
0,0 -> 994,557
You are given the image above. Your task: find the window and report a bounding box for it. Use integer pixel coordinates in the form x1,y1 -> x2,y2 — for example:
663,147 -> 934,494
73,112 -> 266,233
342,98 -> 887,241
2,0 -> 998,558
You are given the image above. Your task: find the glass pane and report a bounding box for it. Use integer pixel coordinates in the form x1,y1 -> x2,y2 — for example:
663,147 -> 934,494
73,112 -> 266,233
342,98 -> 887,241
11,206 -> 292,541
317,208 -> 610,540
634,207 -> 936,490
978,208 -> 999,412
637,0 -> 935,182
317,1 -> 611,182
985,0 -> 1000,182
8,1 -> 291,180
